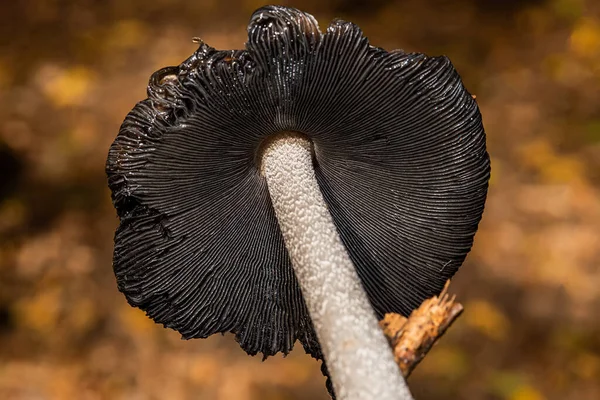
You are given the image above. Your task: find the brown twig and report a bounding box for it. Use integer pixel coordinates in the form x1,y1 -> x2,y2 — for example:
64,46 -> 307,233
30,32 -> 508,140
379,280 -> 463,378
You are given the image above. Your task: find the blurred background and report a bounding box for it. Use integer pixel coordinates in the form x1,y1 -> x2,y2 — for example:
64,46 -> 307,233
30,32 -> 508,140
1,0 -> 599,399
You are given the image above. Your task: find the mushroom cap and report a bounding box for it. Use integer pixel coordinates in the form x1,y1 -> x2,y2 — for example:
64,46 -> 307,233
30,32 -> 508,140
106,6 -> 490,358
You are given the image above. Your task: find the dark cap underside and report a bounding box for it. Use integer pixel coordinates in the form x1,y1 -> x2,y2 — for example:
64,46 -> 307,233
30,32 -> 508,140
106,5 -> 490,361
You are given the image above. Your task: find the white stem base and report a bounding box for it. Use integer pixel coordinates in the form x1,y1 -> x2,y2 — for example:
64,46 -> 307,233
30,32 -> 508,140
262,133 -> 413,400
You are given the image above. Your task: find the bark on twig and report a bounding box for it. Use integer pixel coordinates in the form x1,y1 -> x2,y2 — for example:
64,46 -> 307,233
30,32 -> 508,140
380,280 -> 463,378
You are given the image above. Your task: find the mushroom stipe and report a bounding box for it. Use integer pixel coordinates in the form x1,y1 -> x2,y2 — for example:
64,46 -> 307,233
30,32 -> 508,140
106,5 -> 490,399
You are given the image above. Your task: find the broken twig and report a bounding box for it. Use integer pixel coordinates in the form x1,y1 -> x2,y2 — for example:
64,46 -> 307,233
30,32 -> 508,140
380,280 -> 463,377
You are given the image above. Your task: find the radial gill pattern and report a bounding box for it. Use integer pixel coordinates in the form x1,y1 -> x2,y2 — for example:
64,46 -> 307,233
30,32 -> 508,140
106,5 -> 490,360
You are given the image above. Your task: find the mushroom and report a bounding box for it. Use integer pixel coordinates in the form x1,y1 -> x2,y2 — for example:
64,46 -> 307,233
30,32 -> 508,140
106,5 -> 490,400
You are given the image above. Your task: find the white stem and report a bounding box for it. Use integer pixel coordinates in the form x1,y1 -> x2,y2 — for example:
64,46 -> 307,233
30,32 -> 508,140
262,133 -> 414,400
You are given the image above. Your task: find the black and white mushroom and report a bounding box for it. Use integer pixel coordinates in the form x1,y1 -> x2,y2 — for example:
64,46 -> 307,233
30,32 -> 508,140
106,5 -> 490,400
